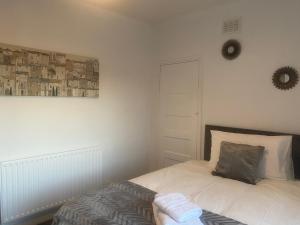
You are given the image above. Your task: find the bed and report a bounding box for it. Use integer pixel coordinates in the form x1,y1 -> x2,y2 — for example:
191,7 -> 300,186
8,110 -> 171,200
52,125 -> 300,225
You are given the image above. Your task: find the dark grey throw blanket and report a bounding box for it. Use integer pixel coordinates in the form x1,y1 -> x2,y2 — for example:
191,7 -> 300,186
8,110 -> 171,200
52,181 -> 245,225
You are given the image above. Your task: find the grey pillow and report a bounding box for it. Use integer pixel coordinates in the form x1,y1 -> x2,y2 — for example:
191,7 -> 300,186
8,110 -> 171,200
212,141 -> 265,185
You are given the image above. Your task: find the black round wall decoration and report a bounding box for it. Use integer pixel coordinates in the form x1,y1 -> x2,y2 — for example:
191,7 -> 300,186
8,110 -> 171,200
272,66 -> 299,90
222,39 -> 241,60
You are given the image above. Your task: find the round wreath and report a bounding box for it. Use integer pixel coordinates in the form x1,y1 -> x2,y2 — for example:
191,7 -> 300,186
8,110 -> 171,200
222,39 -> 241,60
272,66 -> 299,90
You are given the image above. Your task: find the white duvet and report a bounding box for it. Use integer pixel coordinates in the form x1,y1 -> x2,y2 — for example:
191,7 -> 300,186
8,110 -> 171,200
131,161 -> 300,225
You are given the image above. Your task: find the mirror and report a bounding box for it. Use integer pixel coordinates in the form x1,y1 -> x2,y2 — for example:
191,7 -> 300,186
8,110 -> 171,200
273,67 -> 299,90
279,74 -> 290,83
227,46 -> 235,54
222,39 -> 241,60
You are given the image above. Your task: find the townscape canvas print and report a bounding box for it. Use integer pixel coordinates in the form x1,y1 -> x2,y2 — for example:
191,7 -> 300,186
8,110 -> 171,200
0,43 -> 99,97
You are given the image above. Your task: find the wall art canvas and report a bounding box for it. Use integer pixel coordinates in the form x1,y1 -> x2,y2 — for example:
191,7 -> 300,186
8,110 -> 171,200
0,43 -> 99,97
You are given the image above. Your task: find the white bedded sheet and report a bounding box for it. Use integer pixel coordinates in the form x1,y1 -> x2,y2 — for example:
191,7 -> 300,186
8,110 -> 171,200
131,161 -> 300,225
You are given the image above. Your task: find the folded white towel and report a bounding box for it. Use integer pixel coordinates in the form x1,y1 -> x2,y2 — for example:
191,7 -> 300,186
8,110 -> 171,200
158,212 -> 203,225
153,203 -> 162,225
154,193 -> 202,223
153,204 -> 203,225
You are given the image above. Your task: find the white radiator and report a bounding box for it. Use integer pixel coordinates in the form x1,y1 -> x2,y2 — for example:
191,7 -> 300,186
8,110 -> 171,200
0,146 -> 102,223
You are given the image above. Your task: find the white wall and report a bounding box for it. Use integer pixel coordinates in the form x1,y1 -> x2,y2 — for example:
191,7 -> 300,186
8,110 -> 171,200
0,0 -> 158,183
2,0 -> 299,179
158,0 -> 300,158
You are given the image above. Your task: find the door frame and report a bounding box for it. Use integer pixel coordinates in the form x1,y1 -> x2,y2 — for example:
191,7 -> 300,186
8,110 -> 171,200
159,56 -> 203,165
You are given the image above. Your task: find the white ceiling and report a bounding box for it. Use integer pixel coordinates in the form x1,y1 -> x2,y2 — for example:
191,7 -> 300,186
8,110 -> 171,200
84,0 -> 236,24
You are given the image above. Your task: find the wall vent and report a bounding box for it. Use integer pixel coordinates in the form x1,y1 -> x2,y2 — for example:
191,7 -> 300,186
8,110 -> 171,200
223,18 -> 241,34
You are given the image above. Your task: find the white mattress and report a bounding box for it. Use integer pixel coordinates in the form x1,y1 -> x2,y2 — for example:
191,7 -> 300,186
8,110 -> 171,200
131,160 -> 300,225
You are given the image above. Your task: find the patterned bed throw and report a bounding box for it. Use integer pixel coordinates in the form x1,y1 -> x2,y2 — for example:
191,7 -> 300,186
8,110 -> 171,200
52,181 -> 245,225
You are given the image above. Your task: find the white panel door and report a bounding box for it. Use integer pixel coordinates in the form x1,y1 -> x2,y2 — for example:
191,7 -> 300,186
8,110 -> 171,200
159,60 -> 200,167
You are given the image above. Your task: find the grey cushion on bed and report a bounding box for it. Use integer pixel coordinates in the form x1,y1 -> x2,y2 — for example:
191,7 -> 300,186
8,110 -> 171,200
212,141 -> 265,185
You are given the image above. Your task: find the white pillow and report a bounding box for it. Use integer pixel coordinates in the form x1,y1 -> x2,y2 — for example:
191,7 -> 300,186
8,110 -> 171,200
210,130 -> 294,180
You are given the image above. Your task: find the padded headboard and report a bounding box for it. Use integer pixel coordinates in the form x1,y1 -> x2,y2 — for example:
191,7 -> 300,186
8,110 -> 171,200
204,125 -> 300,179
